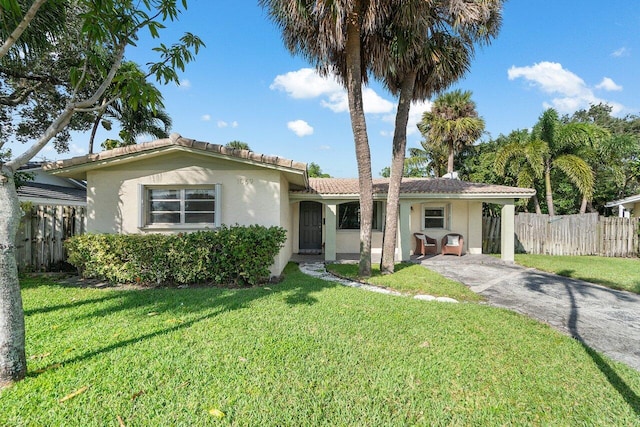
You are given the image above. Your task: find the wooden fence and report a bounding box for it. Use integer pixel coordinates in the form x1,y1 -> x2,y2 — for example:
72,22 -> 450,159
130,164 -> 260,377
15,205 -> 86,271
482,213 -> 639,257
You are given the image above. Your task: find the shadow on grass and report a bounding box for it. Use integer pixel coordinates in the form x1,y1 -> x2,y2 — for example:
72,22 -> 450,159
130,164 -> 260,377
563,281 -> 640,417
26,264 -> 336,379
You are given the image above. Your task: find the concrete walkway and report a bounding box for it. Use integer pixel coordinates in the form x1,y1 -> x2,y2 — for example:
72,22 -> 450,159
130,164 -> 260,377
419,254 -> 640,371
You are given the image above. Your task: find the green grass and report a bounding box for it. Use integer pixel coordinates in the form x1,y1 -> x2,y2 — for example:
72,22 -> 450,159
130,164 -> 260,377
514,254 -> 640,294
3,265 -> 640,425
326,262 -> 482,302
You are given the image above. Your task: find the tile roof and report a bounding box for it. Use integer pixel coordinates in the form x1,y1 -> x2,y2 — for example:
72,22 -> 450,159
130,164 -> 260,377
44,133 -> 307,173
293,178 -> 536,197
17,182 -> 86,203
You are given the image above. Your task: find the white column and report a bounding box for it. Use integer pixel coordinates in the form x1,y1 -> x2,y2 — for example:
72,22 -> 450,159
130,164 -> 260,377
501,201 -> 515,262
324,203 -> 337,261
398,202 -> 411,261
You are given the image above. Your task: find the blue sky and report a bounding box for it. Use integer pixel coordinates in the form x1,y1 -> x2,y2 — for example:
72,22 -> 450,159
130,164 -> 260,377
20,1 -> 640,177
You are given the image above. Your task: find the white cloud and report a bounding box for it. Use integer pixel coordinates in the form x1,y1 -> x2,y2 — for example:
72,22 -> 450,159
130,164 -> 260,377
508,61 -> 625,115
596,77 -> 622,91
231,121 -> 239,128
201,114 -> 211,121
217,120 -> 228,128
178,79 -> 191,89
611,47 -> 629,58
287,119 -> 314,137
271,67 -> 394,114
318,145 -> 331,150
270,68 -> 343,99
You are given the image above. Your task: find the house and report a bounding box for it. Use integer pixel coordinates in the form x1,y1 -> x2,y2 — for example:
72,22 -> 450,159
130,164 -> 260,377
17,162 -> 86,207
44,134 -> 535,276
605,194 -> 640,218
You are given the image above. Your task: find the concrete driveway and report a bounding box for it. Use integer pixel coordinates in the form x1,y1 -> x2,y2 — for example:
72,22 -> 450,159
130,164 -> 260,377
418,254 -> 640,371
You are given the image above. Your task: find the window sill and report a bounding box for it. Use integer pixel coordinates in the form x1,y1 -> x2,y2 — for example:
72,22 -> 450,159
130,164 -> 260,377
140,224 -> 217,232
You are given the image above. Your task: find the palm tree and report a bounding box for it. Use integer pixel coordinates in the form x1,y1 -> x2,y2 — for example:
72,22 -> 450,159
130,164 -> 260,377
99,100 -> 172,151
225,141 -> 251,151
374,0 -> 501,274
496,109 -> 608,215
88,62 -> 169,153
418,90 -> 485,175
260,0 -> 384,276
494,129 -> 545,214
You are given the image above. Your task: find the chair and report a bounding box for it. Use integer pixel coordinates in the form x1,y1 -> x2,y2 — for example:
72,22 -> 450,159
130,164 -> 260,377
441,233 -> 464,256
413,233 -> 437,256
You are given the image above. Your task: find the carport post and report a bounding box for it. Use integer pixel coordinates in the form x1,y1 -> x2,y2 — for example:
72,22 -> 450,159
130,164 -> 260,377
500,201 -> 515,262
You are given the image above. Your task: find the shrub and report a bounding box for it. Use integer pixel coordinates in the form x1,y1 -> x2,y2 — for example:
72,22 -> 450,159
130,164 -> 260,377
65,225 -> 287,286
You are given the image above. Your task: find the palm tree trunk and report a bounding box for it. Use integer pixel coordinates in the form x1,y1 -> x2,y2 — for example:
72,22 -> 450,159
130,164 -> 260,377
88,112 -> 103,154
447,140 -> 455,174
381,71 -> 416,274
579,196 -> 587,214
0,167 -> 26,387
345,3 -> 373,277
544,163 -> 555,216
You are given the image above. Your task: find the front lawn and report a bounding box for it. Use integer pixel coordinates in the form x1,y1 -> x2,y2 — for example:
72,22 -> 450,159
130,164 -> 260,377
514,254 -> 640,294
326,262 -> 482,302
3,265 -> 640,425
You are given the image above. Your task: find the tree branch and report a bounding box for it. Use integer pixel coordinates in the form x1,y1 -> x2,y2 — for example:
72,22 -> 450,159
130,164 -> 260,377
0,0 -> 49,59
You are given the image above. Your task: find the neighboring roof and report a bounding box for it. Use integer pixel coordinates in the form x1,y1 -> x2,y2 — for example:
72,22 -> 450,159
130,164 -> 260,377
605,194 -> 640,209
17,182 -> 87,206
44,133 -> 308,188
291,178 -> 536,199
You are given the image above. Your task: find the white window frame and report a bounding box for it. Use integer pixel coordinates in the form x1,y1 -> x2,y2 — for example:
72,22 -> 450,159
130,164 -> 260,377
138,184 -> 221,230
422,203 -> 450,230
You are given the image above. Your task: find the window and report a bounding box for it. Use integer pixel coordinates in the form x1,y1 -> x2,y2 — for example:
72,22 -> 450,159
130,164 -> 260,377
423,205 -> 447,229
337,201 -> 382,230
142,185 -> 221,227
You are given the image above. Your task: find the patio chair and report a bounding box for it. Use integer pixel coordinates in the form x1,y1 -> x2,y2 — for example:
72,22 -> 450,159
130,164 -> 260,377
413,233 -> 437,256
441,233 -> 464,256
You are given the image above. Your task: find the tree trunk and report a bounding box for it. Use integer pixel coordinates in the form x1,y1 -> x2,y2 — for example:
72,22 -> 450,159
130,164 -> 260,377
447,140 -> 455,174
0,167 -> 26,387
380,72 -> 416,274
88,112 -> 102,154
579,196 -> 587,214
345,4 -> 372,277
544,163 -> 555,216
532,194 -> 542,214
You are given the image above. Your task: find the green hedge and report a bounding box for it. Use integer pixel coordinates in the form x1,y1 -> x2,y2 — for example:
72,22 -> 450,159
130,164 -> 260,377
65,225 -> 287,286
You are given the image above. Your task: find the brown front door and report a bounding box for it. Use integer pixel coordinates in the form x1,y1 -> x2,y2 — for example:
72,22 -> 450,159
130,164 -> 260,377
299,201 -> 322,253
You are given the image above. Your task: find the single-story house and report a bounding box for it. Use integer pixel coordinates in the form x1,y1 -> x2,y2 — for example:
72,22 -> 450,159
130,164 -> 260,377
44,133 -> 535,276
605,194 -> 640,218
17,162 -> 87,207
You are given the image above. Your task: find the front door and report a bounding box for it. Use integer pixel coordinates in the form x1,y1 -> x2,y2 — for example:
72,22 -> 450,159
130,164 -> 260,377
299,201 -> 322,254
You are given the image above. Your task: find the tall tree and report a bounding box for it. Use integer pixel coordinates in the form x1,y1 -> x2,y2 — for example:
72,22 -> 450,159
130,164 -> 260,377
260,0 -> 387,276
88,62 -> 170,153
0,0 -> 203,386
100,100 -> 172,151
494,129 -> 545,214
307,162 -> 330,178
377,0 -> 501,273
569,104 -> 640,212
225,141 -> 251,150
496,109 -> 607,215
418,89 -> 485,175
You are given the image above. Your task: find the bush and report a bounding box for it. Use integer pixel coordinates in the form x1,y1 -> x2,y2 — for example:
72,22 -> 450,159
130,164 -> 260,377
65,225 -> 287,286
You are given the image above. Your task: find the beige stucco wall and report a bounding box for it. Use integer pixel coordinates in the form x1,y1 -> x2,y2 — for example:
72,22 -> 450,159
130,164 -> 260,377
290,199 -> 483,258
408,200 -> 482,255
634,202 -> 640,217
85,152 -> 290,275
